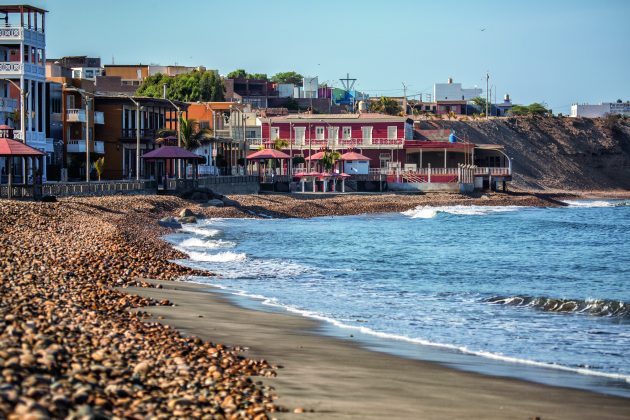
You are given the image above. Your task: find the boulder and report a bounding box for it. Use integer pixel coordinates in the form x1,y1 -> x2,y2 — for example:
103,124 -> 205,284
41,195 -> 57,203
179,208 -> 194,218
205,199 -> 225,207
221,197 -> 240,207
178,216 -> 197,224
158,217 -> 182,229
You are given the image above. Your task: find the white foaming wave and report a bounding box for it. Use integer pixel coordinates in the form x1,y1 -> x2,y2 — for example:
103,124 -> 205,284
190,283 -> 630,384
184,251 -> 246,263
402,205 -> 523,219
179,237 -> 236,249
563,200 -> 616,208
180,225 -> 222,237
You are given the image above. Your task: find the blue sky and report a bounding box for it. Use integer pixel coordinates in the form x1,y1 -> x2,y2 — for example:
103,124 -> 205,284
32,0 -> 630,113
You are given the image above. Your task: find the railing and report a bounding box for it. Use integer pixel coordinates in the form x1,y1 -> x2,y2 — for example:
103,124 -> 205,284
214,129 -> 232,138
120,128 -> 157,139
67,139 -> 105,154
246,137 -> 263,147
474,167 -> 511,176
262,137 -> 406,148
67,109 -> 105,124
0,180 -> 157,199
0,61 -> 45,77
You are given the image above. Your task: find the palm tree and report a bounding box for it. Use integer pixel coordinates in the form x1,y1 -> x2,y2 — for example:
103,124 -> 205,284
157,117 -> 213,150
321,149 -> 341,172
94,156 -> 105,181
273,138 -> 289,150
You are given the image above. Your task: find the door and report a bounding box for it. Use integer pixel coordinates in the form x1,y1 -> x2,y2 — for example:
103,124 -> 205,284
387,126 -> 397,140
362,126 -> 373,145
294,127 -> 306,145
271,127 -> 280,140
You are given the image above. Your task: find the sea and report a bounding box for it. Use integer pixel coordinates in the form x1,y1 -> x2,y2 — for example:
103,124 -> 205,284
164,199 -> 630,397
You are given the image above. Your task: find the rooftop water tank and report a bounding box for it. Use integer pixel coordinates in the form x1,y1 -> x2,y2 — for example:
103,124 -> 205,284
358,100 -> 368,113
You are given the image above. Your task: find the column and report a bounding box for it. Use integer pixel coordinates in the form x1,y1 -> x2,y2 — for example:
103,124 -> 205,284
34,81 -> 39,135
27,80 -> 33,133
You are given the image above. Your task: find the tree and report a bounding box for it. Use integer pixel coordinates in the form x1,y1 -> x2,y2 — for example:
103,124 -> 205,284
271,71 -> 304,85
248,73 -> 268,81
471,96 -> 488,111
370,97 -> 402,116
94,156 -> 105,181
273,138 -> 289,150
137,69 -> 224,102
321,149 -> 341,172
226,69 -> 248,79
508,103 -> 550,116
157,117 -> 213,150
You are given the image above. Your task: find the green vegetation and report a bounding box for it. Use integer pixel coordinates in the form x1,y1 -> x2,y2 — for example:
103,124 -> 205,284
136,69 -> 224,102
471,96 -> 488,111
157,117 -> 213,150
370,97 -> 402,115
508,103 -> 550,116
270,71 -> 304,85
94,156 -> 105,181
226,69 -> 269,81
321,149 -> 341,172
273,138 -> 289,150
292,155 -> 306,165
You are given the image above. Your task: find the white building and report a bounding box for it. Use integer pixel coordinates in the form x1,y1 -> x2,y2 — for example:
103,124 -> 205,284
570,101 -> 630,118
71,67 -> 103,80
0,4 -> 50,180
434,78 -> 482,101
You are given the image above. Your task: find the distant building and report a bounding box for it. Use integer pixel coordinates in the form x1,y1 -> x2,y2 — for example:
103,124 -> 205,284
570,101 -> 630,118
494,94 -> 514,116
434,78 -> 482,115
47,56 -> 103,80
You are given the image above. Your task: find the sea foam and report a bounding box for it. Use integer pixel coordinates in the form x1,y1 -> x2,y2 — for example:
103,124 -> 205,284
402,205 -> 522,219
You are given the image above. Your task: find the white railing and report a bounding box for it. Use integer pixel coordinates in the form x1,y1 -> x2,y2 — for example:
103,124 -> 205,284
66,109 -> 105,124
246,137 -> 263,147
0,62 -> 22,75
67,140 -> 105,154
259,137 -> 406,148
214,129 -> 231,138
474,167 -> 511,176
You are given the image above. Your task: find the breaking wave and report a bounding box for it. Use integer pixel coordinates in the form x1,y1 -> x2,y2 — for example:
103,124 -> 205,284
402,205 -> 523,219
563,200 -> 629,208
184,251 -> 246,263
485,296 -> 630,318
178,237 -> 236,249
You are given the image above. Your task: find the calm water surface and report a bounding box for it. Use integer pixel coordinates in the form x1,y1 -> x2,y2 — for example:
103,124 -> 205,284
165,199 -> 630,397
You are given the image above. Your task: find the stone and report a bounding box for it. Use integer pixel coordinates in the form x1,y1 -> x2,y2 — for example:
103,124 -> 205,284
221,197 -> 239,207
158,217 -> 182,229
179,208 -> 194,218
206,199 -> 224,207
178,216 -> 197,224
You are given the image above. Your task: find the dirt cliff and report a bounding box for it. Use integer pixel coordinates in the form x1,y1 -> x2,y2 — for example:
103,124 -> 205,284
417,116 -> 630,190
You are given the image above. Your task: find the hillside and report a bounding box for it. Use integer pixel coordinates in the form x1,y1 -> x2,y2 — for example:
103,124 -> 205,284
417,116 -> 630,190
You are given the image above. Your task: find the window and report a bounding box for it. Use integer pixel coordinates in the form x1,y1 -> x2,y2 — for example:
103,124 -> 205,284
315,126 -> 325,140
327,127 -> 339,141
361,126 -> 373,143
66,95 -> 75,109
294,127 -> 305,145
387,126 -> 397,140
271,127 -> 280,140
199,121 -> 210,130
72,70 -> 81,78
342,126 -> 352,139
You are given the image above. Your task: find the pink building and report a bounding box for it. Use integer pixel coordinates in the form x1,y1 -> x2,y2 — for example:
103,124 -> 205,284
257,113 -> 412,172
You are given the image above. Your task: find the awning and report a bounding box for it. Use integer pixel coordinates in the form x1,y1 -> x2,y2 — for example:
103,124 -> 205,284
142,146 -> 203,160
340,151 -> 370,161
247,149 -> 291,160
0,137 -> 46,157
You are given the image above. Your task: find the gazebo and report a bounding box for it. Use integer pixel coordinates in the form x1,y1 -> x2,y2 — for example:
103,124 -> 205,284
246,148 -> 291,177
0,126 -> 45,199
340,151 -> 371,175
142,146 -> 203,192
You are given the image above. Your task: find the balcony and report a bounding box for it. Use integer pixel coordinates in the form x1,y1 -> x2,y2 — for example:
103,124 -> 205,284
66,109 -> 105,124
0,97 -> 17,113
67,139 -> 105,154
214,128 -> 232,138
0,62 -> 45,78
0,25 -> 45,47
120,128 -> 157,140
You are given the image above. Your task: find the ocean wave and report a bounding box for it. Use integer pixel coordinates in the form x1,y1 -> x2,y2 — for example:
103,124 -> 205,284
179,225 -> 223,237
402,205 -> 523,219
184,251 -> 246,263
484,295 -> 630,318
179,237 -> 236,249
563,200 -> 629,208
189,282 -> 630,383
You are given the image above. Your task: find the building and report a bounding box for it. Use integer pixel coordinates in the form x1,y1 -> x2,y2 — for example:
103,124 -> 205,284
258,113 -> 411,172
47,56 -> 102,80
0,4 -> 51,180
223,77 -> 276,108
434,78 -> 482,115
570,101 -> 630,118
494,94 -> 514,116
103,64 -> 208,88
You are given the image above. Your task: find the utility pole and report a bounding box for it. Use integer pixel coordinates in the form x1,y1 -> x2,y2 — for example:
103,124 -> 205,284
402,82 -> 408,115
486,73 -> 490,119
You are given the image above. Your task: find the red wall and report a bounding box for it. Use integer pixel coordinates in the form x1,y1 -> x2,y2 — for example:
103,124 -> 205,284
263,121 -> 404,141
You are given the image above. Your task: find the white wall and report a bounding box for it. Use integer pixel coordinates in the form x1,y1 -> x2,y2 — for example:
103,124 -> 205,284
434,82 -> 482,101
343,160 -> 369,175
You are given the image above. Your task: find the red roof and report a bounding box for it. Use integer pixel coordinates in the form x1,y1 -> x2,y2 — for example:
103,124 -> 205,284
0,138 -> 45,157
247,149 -> 291,160
305,151 -> 326,161
142,146 -> 203,160
340,151 -> 371,161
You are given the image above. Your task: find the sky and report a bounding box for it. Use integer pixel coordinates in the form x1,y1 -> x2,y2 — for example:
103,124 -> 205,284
29,0 -> 630,113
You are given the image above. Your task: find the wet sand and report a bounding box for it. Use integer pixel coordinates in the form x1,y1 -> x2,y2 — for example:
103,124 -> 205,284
124,280 -> 630,419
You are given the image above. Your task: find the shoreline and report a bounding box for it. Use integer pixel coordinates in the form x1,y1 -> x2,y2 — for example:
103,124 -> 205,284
123,279 -> 630,419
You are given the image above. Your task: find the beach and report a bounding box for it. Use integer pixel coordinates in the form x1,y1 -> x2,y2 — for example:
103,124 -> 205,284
1,192 -> 629,418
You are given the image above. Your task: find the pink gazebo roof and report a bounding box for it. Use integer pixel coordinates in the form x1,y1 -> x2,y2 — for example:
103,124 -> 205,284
142,146 -> 203,160
340,151 -> 371,161
0,137 -> 45,157
305,151 -> 326,161
247,149 -> 291,160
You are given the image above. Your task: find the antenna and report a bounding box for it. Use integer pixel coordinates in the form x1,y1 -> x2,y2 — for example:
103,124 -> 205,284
340,73 -> 356,91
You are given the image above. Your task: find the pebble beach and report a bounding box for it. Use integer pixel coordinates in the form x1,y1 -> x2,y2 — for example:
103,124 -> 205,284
0,191 -> 619,418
